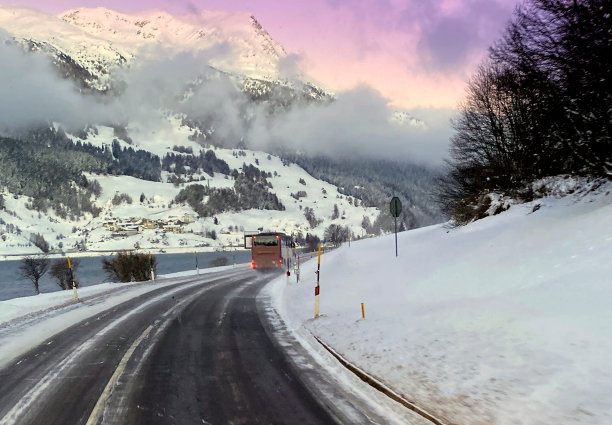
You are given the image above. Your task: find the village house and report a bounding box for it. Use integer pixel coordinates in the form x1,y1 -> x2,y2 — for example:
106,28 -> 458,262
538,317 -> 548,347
104,215 -> 190,235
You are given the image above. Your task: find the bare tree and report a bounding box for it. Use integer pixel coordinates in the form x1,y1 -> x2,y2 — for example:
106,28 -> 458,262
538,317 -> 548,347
304,207 -> 321,229
304,233 -> 321,252
19,256 -> 50,295
324,224 -> 351,246
437,0 -> 611,224
102,252 -> 156,282
492,0 -> 611,177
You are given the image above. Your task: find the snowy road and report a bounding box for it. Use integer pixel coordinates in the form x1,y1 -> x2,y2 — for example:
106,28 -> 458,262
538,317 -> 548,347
0,268 -> 385,425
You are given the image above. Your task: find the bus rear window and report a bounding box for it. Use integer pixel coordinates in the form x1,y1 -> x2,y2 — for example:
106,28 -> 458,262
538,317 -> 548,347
253,236 -> 279,246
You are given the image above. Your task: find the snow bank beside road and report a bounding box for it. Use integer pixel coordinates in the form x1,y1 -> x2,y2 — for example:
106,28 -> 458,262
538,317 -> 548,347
0,266 -> 239,369
265,182 -> 612,425
0,268 -> 220,326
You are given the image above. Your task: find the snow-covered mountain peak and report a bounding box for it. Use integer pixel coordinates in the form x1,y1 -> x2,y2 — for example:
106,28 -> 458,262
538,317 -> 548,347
390,111 -> 427,129
0,5 -> 292,90
0,5 -> 130,90
58,7 -> 286,80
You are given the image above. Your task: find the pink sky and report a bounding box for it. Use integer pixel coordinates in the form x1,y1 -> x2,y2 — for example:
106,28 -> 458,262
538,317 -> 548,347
5,0 -> 520,108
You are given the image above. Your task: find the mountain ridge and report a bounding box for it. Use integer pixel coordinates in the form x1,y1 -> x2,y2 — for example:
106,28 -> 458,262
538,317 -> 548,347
0,5 -> 296,90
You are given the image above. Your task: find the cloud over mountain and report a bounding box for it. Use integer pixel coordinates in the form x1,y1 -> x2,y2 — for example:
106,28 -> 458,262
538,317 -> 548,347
0,35 -> 113,129
0,6 -> 454,165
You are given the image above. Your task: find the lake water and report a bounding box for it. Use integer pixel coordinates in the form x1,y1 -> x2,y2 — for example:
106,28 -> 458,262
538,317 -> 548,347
0,250 -> 251,301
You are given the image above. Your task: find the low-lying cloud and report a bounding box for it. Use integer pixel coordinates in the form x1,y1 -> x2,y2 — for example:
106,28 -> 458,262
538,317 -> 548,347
0,40 -> 454,166
249,85 -> 454,165
0,34 -> 114,130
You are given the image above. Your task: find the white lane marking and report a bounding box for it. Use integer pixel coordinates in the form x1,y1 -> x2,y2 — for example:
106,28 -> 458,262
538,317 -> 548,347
0,275 -> 239,425
85,325 -> 154,425
86,286 -> 211,425
215,286 -> 246,327
85,275 -> 259,425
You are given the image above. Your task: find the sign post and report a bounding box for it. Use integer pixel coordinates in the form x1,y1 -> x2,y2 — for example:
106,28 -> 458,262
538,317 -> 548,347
314,246 -> 321,318
390,197 -> 402,257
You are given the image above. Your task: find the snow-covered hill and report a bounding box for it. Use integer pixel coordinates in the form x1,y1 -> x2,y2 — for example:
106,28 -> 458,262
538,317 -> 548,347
0,120 -> 379,256
266,176 -> 612,425
2,177 -> 608,423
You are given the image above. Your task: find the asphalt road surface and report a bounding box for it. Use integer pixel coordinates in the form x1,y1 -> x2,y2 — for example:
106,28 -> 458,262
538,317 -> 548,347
0,268 -> 384,425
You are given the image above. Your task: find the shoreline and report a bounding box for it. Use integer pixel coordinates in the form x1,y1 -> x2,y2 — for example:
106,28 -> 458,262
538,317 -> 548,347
0,245 -> 249,262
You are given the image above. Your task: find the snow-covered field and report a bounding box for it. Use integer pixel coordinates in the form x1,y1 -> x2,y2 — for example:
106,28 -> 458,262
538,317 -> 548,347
265,178 -> 612,425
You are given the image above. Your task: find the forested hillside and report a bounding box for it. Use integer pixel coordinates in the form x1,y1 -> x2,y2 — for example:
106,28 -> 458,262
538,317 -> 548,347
0,127 -> 162,219
281,153 -> 444,230
438,0 -> 611,224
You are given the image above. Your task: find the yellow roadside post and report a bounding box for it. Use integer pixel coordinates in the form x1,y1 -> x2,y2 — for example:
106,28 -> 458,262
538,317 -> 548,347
314,246 -> 321,318
67,256 -> 79,302
361,302 -> 365,319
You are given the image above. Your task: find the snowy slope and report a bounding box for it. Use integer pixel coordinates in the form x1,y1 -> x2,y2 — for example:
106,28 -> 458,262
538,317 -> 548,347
79,145 -> 377,254
265,178 -> 612,425
0,119 -> 378,256
3,176 -> 609,423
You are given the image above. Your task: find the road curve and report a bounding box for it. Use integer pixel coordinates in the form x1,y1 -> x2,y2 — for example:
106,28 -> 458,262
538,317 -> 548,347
0,268 -> 380,425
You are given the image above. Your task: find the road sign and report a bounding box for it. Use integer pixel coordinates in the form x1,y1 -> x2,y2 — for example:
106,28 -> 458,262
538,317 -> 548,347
390,197 -> 402,257
390,197 -> 402,218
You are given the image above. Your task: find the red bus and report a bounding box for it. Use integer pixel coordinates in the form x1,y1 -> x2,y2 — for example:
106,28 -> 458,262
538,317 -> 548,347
250,232 -> 288,269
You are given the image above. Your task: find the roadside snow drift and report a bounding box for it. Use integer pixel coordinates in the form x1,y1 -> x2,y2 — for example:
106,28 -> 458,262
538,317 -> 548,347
0,266 -> 238,369
265,180 -> 612,425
